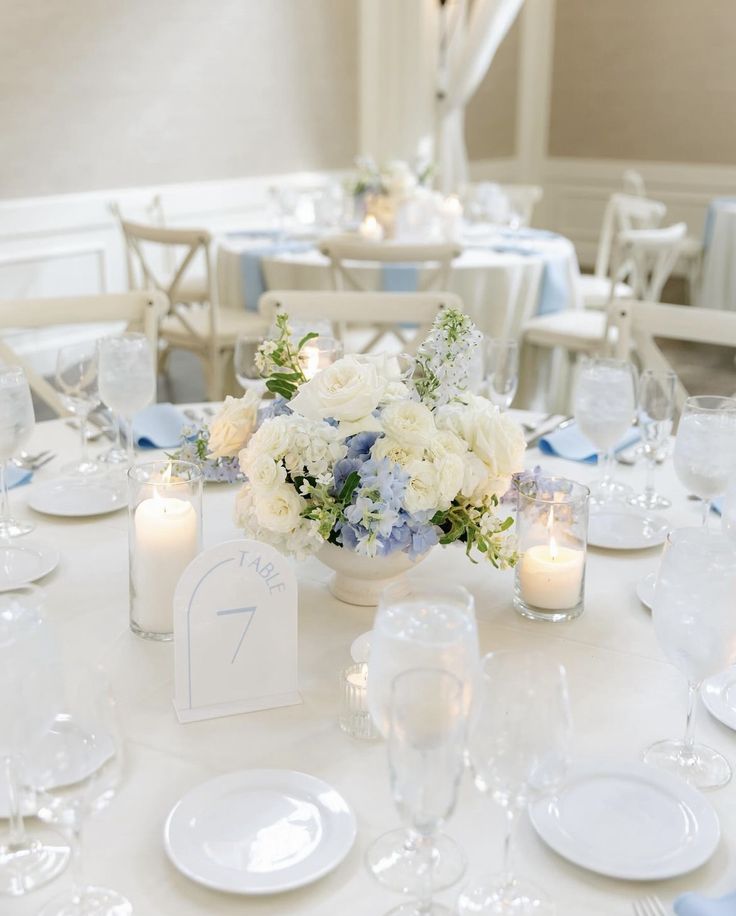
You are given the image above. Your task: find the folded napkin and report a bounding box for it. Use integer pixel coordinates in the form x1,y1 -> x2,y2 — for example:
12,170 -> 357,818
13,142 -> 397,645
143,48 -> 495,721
712,497 -> 724,515
133,403 -> 189,449
538,422 -> 640,463
675,890 -> 736,915
6,465 -> 32,489
491,244 -> 539,257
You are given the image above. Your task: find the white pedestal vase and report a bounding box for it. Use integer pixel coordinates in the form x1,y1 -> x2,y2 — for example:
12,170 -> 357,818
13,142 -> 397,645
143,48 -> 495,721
317,542 -> 427,607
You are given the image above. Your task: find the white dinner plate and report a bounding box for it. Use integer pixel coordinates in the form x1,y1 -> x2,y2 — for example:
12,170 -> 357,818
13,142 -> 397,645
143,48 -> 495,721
635,572 -> 657,610
702,669 -> 736,731
529,761 -> 720,881
29,478 -> 127,518
164,769 -> 357,895
0,540 -> 59,590
588,509 -> 669,550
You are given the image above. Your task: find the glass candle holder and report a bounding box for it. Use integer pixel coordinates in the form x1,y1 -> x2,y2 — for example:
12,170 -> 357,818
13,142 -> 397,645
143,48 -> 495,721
339,662 -> 378,740
128,460 -> 203,641
514,476 -> 590,622
298,336 -> 343,381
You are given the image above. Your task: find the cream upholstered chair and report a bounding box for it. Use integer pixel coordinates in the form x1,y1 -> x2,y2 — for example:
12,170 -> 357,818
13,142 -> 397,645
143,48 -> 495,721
258,290 -> 462,356
499,183 -> 543,228
612,300 -> 736,411
0,291 -> 166,415
117,219 -> 266,400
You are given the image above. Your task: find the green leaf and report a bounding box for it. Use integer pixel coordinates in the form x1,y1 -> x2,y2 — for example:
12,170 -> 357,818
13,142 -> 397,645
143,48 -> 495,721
266,378 -> 296,399
271,370 -> 302,382
338,470 -> 361,504
297,331 -> 319,351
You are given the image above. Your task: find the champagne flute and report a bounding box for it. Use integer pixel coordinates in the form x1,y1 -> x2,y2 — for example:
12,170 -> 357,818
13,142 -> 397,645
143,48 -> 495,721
55,343 -> 100,477
574,357 -> 637,504
98,333 -> 156,468
0,367 -> 35,537
27,666 -> 130,916
366,583 -> 479,895
372,668 -> 466,916
673,396 -> 736,526
644,527 -> 736,789
485,339 -> 518,409
458,652 -> 572,916
629,369 -> 677,510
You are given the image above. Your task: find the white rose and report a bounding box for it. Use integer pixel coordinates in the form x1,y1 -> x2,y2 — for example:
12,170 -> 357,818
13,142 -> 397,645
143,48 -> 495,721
381,400 -> 435,447
246,454 -> 286,491
207,390 -> 260,459
434,452 -> 465,508
289,355 -> 386,423
380,381 -> 412,404
371,435 -> 423,467
461,453 -> 490,504
254,484 -> 305,533
471,407 -> 525,478
428,429 -> 467,460
404,459 -> 440,514
244,416 -> 291,463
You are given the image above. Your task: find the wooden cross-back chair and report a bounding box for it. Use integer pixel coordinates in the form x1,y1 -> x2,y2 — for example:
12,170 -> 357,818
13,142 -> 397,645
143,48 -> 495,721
0,291 -> 166,415
610,223 -> 687,303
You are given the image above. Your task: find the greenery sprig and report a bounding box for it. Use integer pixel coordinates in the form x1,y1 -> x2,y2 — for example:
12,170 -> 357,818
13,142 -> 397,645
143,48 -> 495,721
255,314 -> 318,401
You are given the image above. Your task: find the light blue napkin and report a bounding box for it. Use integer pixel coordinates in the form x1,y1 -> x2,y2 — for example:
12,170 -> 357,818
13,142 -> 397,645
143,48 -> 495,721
133,403 -> 189,449
538,423 -> 640,463
491,244 -> 538,257
675,890 -> 736,916
499,227 -> 559,241
703,197 -> 736,249
6,465 -> 32,489
712,497 -> 723,515
381,264 -> 419,293
538,255 -> 572,314
239,241 -> 312,311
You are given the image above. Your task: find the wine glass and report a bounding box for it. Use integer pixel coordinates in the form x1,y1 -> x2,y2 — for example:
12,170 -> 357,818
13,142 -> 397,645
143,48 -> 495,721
56,342 -> 100,477
234,333 -> 267,395
458,651 -> 572,916
372,668 -> 466,916
0,586 -> 69,897
26,665 -> 130,916
0,366 -> 35,537
629,370 -> 677,510
98,333 -> 156,468
673,396 -> 736,526
574,357 -> 637,504
366,583 -> 479,895
484,339 -> 518,409
644,527 -> 736,789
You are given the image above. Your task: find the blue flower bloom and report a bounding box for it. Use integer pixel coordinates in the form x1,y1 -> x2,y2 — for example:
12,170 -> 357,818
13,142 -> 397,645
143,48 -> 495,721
257,397 -> 291,427
346,431 -> 380,460
333,457 -> 363,494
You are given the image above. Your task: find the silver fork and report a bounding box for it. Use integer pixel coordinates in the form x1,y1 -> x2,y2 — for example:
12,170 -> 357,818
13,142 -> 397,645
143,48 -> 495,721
632,895 -> 667,916
14,450 -> 51,469
24,453 -> 56,471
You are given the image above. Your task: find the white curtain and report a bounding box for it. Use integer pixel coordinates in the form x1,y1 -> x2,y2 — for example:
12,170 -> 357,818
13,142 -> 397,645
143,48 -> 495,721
438,0 -> 524,193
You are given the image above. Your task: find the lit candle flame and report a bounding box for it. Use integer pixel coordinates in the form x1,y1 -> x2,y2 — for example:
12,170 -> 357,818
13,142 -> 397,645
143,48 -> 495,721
302,345 -> 320,381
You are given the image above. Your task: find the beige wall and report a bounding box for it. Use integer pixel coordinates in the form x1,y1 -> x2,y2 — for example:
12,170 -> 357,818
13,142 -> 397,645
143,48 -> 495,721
0,0 -> 358,199
465,17 -> 520,160
549,0 -> 736,163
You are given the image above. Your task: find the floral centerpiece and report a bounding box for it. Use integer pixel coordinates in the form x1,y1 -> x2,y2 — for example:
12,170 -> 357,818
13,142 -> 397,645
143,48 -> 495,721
202,308 -> 525,604
345,154 -> 435,237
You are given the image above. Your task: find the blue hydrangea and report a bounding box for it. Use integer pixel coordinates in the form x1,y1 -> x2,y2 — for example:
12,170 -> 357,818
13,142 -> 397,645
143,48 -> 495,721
345,431 -> 380,460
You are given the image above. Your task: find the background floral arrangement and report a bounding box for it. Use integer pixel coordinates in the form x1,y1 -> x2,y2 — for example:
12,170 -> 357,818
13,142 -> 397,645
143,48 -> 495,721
201,308 -> 526,568
345,154 -> 434,200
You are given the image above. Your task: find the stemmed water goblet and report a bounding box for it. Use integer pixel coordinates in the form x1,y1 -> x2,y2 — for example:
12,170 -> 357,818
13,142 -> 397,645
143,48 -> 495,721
373,668 -> 466,916
366,583 -> 479,896
673,395 -> 736,526
629,369 -> 677,510
457,651 -> 573,916
644,527 -> 736,790
98,333 -> 156,468
0,366 -> 35,537
574,357 -> 637,504
234,333 -> 267,395
485,338 -> 518,409
55,342 -> 101,477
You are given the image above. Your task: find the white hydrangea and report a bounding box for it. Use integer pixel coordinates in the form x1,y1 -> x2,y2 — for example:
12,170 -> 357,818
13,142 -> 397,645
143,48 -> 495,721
234,485 -> 323,560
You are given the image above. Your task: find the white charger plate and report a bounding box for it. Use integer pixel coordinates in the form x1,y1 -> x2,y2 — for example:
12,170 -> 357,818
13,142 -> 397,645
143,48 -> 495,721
164,769 -> 357,895
28,478 -> 127,518
588,509 -> 669,550
702,669 -> 736,731
635,572 -> 657,610
0,540 -> 59,591
529,761 -> 720,881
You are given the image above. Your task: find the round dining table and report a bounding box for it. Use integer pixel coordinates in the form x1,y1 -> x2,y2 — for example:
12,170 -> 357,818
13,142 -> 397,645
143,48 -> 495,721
7,409 -> 736,916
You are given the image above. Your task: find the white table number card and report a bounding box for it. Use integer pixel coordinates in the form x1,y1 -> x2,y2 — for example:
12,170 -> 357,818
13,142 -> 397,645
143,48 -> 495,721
173,538 -> 300,723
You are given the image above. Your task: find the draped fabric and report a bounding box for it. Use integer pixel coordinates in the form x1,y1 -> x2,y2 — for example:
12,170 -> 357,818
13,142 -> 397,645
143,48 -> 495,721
438,0 -> 524,193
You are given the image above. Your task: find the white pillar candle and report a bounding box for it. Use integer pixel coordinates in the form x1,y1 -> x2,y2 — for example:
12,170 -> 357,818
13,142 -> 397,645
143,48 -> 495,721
518,538 -> 585,610
359,214 -> 384,241
132,496 -> 198,634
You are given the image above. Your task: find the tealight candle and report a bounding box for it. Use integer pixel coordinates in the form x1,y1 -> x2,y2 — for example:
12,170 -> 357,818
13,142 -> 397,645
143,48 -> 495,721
518,537 -> 585,610
359,214 -> 384,242
298,336 -> 343,381
339,662 -> 377,740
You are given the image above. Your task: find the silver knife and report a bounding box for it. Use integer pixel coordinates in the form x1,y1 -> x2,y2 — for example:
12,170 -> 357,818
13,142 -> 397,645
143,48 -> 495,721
526,416 -> 573,448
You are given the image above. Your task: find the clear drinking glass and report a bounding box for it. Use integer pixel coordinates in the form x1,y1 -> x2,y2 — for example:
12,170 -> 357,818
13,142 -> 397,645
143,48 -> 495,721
673,395 -> 736,526
234,334 -> 267,394
0,366 -> 35,537
644,527 -> 736,790
27,666 -> 130,916
629,370 -> 677,510
485,339 -> 519,409
56,342 -> 101,477
98,333 -> 156,467
371,669 -> 466,916
458,652 -> 573,916
574,357 -> 637,504
0,586 -> 68,897
366,583 -> 479,895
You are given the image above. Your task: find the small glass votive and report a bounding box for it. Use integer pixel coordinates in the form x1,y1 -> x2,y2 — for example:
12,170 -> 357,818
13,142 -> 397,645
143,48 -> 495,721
514,476 -> 590,622
339,662 -> 378,740
127,460 -> 203,641
298,336 -> 343,380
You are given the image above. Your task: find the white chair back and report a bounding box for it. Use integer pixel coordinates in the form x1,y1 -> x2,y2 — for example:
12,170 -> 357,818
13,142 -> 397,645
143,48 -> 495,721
0,291 -> 166,414
622,170 -> 647,197
500,184 -> 543,228
612,223 -> 687,302
595,193 -> 666,281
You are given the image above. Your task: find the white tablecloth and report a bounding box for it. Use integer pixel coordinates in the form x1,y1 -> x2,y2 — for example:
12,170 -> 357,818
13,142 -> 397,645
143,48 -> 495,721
8,412 -> 736,916
701,197 -> 736,311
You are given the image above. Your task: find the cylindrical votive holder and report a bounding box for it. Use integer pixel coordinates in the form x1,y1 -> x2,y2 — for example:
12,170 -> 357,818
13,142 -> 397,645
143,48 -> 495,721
514,476 -> 589,622
127,460 -> 203,641
298,336 -> 343,381
339,662 -> 378,740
